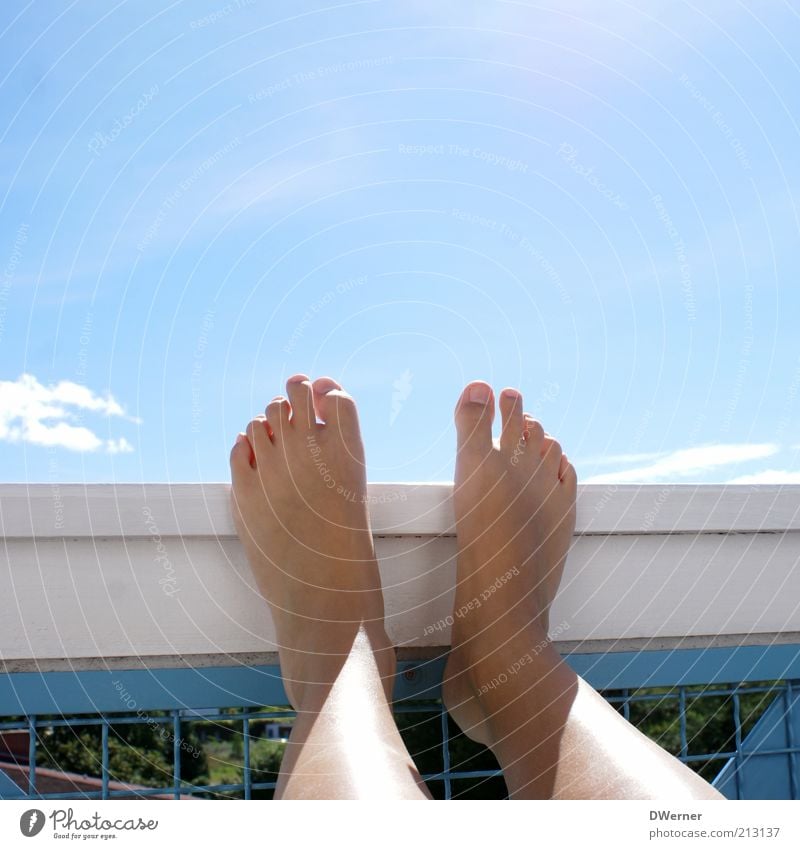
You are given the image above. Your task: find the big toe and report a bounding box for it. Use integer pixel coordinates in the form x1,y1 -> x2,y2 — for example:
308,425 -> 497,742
454,381 -> 495,453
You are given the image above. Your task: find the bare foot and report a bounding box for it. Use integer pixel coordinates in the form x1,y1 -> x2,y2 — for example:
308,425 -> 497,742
441,383 -> 722,800
229,374 -> 394,710
442,381 -> 577,747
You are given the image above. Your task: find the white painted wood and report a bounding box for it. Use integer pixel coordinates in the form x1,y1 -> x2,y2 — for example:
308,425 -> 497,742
1,483 -> 799,539
1,484 -> 798,670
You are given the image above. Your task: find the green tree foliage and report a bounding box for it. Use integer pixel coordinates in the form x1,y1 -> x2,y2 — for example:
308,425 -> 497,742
249,741 -> 285,799
36,715 -> 208,791
611,683 -> 781,783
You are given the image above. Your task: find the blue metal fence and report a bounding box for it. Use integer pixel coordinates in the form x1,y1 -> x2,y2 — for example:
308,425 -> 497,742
2,646 -> 799,800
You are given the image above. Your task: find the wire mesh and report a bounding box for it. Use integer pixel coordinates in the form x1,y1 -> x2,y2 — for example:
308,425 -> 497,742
1,681 -> 797,800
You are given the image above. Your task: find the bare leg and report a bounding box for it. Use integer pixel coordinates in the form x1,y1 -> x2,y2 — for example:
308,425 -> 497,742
230,375 -> 430,799
442,382 -> 723,800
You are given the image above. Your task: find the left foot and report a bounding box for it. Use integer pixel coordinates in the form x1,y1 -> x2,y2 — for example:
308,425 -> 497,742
229,375 -> 394,709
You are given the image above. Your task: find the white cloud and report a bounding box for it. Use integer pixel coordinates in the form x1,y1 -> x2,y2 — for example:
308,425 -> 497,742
726,470 -> 800,484
578,450 -> 667,467
0,374 -> 136,454
584,443 -> 779,484
106,438 -> 134,455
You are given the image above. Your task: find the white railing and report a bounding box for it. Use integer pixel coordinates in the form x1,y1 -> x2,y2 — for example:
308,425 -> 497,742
1,484 -> 798,672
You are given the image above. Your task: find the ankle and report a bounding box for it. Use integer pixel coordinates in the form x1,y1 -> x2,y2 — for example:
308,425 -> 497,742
452,607 -> 551,662
452,624 -> 562,709
290,622 -> 396,712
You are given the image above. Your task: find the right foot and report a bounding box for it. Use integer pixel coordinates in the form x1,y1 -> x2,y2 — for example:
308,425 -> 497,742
442,382 -> 577,748
229,375 -> 394,710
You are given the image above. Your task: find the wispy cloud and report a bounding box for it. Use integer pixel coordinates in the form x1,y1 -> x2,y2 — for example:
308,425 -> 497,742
726,470 -> 800,484
584,443 -> 779,484
0,374 -> 136,454
578,450 -> 666,467
390,369 -> 413,426
213,153 -> 368,219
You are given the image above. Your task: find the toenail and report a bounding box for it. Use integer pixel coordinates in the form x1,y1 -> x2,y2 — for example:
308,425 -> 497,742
501,388 -> 521,400
469,385 -> 491,404
235,433 -> 245,444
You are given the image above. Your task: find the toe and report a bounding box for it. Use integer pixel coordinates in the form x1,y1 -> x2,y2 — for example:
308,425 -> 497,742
245,415 -> 272,464
286,374 -> 316,430
266,396 -> 291,438
541,434 -> 563,469
454,381 -> 495,453
230,433 -> 254,481
523,414 -> 545,449
560,454 -> 578,490
312,376 -> 360,434
499,388 -> 524,453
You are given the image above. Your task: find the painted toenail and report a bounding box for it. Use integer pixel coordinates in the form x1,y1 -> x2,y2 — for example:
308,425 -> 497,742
469,385 -> 491,404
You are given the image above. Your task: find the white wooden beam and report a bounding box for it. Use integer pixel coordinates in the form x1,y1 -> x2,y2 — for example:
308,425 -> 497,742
1,483 -> 799,538
1,484 -> 798,671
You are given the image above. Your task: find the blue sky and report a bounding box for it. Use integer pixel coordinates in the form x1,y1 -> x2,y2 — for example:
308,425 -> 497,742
1,0 -> 799,485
